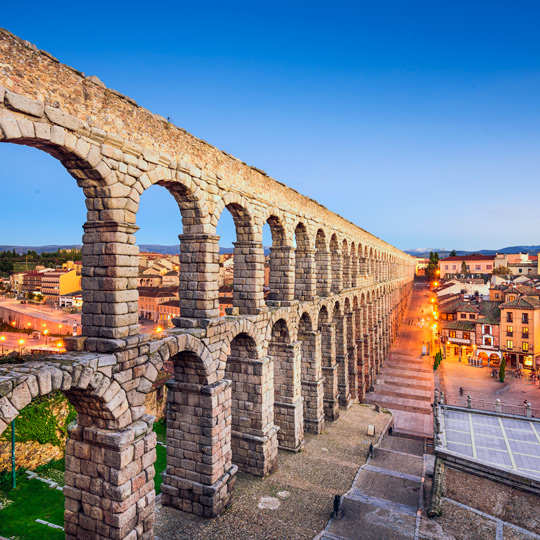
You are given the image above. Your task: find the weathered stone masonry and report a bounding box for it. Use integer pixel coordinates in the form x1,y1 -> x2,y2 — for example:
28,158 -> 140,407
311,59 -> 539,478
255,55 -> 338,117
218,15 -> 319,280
0,27 -> 415,540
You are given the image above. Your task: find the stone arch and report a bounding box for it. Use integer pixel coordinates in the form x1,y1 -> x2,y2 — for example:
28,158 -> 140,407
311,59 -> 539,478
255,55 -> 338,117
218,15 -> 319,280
0,105 -> 110,189
297,311 -> 325,434
213,192 -> 262,314
268,318 -> 304,450
342,238 -> 351,289
294,221 -> 315,301
140,166 -> 210,234
219,318 -> 263,371
330,233 -> 342,293
216,327 -> 277,477
317,305 -> 339,421
350,242 -> 358,288
263,212 -> 294,303
0,108 -> 143,343
315,228 -> 330,297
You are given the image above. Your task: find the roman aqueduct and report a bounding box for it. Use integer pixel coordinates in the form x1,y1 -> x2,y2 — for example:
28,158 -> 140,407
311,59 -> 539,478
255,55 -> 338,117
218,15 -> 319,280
0,28 -> 415,540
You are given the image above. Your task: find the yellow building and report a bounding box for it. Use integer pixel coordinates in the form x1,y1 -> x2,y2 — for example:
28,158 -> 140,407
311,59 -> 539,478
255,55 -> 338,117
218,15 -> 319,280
500,296 -> 540,370
42,269 -> 81,305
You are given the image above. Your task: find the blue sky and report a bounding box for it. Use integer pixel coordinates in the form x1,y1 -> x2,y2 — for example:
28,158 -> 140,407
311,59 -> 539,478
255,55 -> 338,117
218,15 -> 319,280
1,1 -> 540,251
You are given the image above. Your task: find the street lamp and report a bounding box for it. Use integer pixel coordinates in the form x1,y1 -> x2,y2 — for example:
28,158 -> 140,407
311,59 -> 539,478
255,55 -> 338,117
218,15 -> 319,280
44,329 -> 49,346
0,335 -> 5,354
18,339 -> 24,355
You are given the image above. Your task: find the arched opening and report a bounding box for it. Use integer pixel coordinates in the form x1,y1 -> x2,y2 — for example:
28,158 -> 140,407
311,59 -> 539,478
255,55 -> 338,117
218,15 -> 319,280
342,240 -> 350,289
215,201 -> 261,315
298,312 -> 324,433
333,302 -> 350,408
136,182 -> 185,331
264,215 -> 293,304
330,234 -> 341,293
353,296 -> 364,401
315,229 -> 330,297
344,297 -> 357,403
350,243 -> 358,288
225,332 -> 277,476
318,306 -> 339,421
294,223 -> 314,301
268,319 -> 304,450
163,349 -> 235,516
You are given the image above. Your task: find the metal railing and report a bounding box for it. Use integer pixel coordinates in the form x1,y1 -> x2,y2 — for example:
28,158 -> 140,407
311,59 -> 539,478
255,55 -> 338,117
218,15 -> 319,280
435,390 -> 539,418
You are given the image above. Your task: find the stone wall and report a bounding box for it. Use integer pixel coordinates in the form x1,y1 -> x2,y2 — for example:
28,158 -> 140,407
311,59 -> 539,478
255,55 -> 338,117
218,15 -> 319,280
0,26 -> 416,540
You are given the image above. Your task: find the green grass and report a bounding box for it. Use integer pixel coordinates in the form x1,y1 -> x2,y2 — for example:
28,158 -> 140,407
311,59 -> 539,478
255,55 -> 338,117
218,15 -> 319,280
0,475 -> 64,540
155,443 -> 167,494
153,418 -> 167,444
0,424 -> 168,537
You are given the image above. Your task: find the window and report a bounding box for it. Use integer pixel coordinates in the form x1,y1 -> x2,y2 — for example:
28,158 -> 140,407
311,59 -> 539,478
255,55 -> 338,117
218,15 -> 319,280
522,313 -> 529,324
495,293 -> 500,299
445,265 -> 449,270
463,332 -> 470,340
508,295 -> 516,301
475,265 -> 481,270
448,314 -> 455,321
507,313 -> 513,323
507,326 -> 513,336
449,331 -> 456,338
485,337 -> 492,346
507,340 -> 513,350
469,314 -> 475,320
519,269 -> 523,273
486,265 -> 492,270
452,265 -> 456,270
466,265 -> 471,271
484,325 -> 491,335
523,342 -> 529,352
461,313 -> 467,319
522,327 -> 529,339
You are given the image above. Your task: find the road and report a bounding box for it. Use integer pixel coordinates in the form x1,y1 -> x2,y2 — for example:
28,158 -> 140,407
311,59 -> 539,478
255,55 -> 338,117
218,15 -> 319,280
365,281 -> 435,437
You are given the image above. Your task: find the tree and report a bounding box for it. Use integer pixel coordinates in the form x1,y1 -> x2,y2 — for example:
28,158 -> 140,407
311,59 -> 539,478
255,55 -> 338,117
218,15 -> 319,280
493,266 -> 511,276
461,261 -> 468,274
499,356 -> 506,382
426,262 -> 438,281
449,250 -> 457,257
433,350 -> 443,371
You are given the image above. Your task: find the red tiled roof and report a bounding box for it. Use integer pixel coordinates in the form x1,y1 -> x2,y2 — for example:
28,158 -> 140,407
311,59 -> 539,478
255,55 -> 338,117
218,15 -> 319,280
441,255 -> 494,262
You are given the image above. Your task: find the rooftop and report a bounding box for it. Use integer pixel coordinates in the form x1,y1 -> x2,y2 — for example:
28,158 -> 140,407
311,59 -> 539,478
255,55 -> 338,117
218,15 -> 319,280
439,407 -> 540,483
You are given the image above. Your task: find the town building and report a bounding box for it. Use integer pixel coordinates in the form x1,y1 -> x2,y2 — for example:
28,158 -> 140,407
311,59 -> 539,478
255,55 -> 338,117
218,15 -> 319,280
138,287 -> 178,323
415,257 -> 430,276
41,269 -> 81,305
439,254 -> 495,279
499,296 -> 540,371
494,252 -> 540,276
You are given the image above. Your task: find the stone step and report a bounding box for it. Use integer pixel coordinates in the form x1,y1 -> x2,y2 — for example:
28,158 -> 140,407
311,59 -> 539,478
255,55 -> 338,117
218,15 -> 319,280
374,389 -> 432,402
364,398 -> 432,415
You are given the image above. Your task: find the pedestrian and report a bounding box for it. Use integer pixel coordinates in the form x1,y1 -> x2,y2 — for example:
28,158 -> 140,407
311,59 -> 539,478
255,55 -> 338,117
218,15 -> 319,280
459,387 -> 464,397
332,494 -> 341,518
368,443 -> 374,458
388,426 -> 393,436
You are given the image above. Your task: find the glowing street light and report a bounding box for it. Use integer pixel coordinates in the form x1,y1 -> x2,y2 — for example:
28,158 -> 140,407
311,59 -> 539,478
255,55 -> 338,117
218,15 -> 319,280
0,335 -> 5,354
18,339 -> 24,354
156,327 -> 163,333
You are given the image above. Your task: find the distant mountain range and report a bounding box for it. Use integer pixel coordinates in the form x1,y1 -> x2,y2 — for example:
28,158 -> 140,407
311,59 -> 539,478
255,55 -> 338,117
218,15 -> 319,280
405,246 -> 540,258
0,244 -> 270,255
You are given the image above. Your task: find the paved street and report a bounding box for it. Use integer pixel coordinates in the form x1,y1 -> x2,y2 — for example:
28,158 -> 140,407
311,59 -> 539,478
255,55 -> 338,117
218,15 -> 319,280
440,355 -> 540,416
365,282 -> 435,437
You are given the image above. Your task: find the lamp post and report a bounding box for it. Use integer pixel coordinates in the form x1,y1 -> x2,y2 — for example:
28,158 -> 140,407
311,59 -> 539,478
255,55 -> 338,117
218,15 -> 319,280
0,335 -> 4,354
18,338 -> 24,355
11,418 -> 16,489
